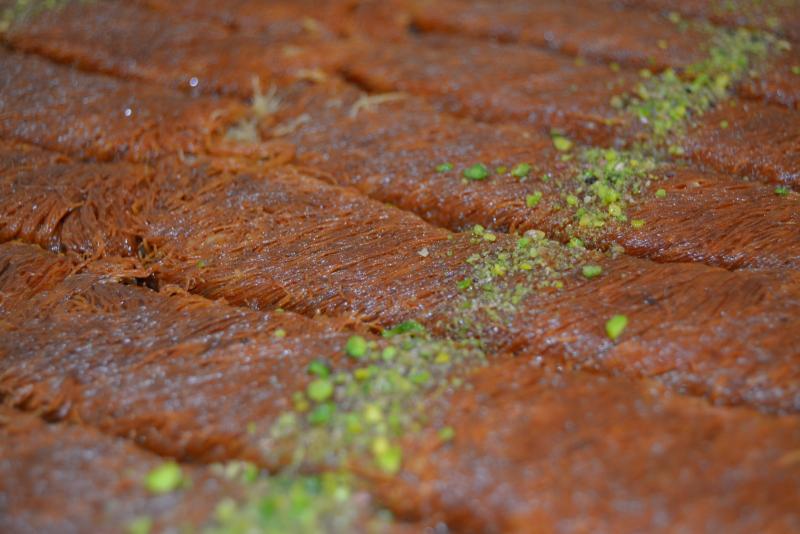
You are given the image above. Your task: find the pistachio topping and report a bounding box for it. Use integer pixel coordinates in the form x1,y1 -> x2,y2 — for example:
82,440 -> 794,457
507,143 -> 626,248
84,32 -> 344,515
552,135 -> 574,152
623,25 -> 785,146
447,230 -> 592,338
263,332 -> 485,475
511,162 -> 532,178
581,265 -> 603,278
605,314 -> 629,341
435,162 -> 454,173
205,468 -> 389,534
555,147 -> 659,233
463,163 -> 490,180
144,462 -> 185,494
126,517 -> 153,534
345,335 -> 368,358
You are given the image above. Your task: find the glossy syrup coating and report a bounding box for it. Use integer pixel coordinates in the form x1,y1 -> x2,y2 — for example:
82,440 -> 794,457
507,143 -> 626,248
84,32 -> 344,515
3,0 -> 356,97
141,159 -> 476,326
344,33 -> 640,145
0,0 -> 798,529
0,242 -> 360,464
0,409 -> 239,533
0,50 -> 250,162
410,0 -> 712,69
0,140 -> 151,257
373,358 -> 800,532
684,99 -> 800,189
265,82 -> 800,270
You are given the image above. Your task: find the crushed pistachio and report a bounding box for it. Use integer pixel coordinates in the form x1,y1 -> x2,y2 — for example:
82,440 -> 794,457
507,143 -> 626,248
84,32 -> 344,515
435,162 -> 454,172
605,314 -> 629,341
655,188 -> 667,198
511,162 -> 532,178
448,230 -> 590,338
383,320 -> 426,338
463,163 -> 490,180
457,278 -> 473,291
307,379 -> 334,403
308,360 -> 331,378
775,185 -> 791,197
145,462 -> 184,494
205,470 -> 389,534
623,26 -> 780,145
264,332 -> 485,474
581,265 -> 603,279
556,147 -> 658,232
345,335 -> 368,358
126,517 -> 153,534
438,426 -> 455,442
273,328 -> 287,339
526,191 -> 543,208
552,135 -> 574,152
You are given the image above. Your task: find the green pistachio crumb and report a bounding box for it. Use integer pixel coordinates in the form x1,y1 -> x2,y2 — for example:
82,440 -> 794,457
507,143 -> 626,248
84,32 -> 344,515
775,185 -> 790,197
568,237 -> 585,249
495,165 -> 508,174
438,426 -> 455,442
383,320 -> 426,338
526,191 -> 543,208
345,335 -> 368,358
307,360 -> 331,378
372,437 -> 402,474
463,163 -> 489,180
435,162 -> 454,172
792,66 -> 800,75
655,188 -> 667,198
457,278 -> 473,291
720,120 -> 729,129
381,346 -> 398,361
410,370 -> 431,385
308,402 -> 335,425
605,314 -> 629,341
581,265 -> 603,279
631,219 -> 646,229
145,462 -> 184,494
126,516 -> 153,534
552,135 -> 573,152
307,379 -> 334,403
511,162 -> 532,178
273,328 -> 287,339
